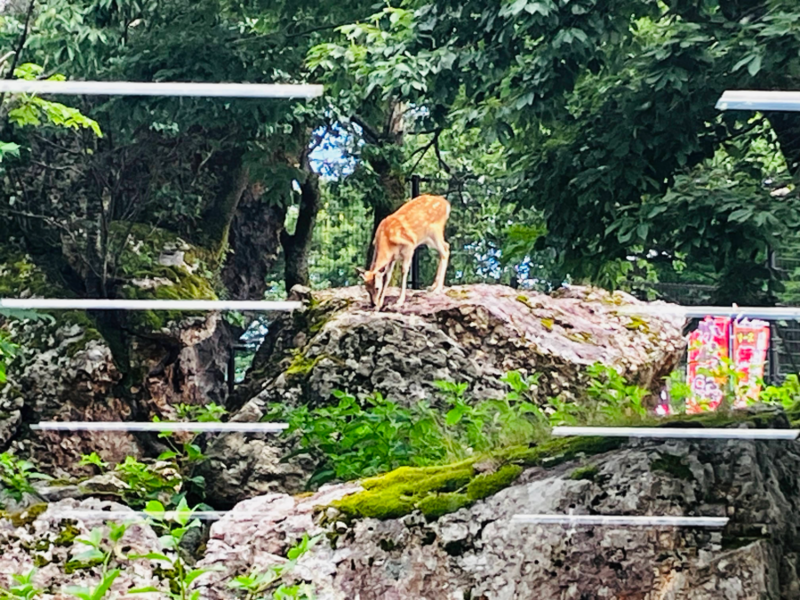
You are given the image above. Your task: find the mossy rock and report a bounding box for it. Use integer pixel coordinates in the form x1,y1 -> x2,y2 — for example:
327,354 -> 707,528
285,352 -> 327,380
329,437 -> 614,522
650,454 -> 694,481
419,492 -> 471,518
112,223 -> 218,332
569,465 -> 600,481
0,503 -> 48,528
328,409 -> 798,523
466,465 -> 523,500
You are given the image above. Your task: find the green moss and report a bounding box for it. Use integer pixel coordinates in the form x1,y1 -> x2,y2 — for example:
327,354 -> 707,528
445,289 -> 471,300
33,554 -> 51,568
566,331 -> 594,344
1,503 -> 48,528
0,250 -> 57,298
54,521 -> 81,546
625,316 -> 650,333
331,464 -> 474,520
569,465 -> 600,481
330,434 -> 630,522
109,222 -> 218,332
327,408 -> 800,523
516,295 -> 537,309
650,454 -> 694,481
500,435 -> 624,468
467,465 -> 523,500
65,328 -> 104,358
419,493 -> 471,518
285,351 -> 326,379
64,558 -> 103,574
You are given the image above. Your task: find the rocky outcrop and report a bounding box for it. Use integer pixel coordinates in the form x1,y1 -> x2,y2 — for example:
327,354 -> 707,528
5,415 -> 799,599
0,499 -> 163,599
202,284 -> 686,505
237,284 -> 684,411
196,414 -> 800,599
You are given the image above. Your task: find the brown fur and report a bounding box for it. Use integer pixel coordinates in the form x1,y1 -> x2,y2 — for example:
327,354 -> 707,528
359,195 -> 451,310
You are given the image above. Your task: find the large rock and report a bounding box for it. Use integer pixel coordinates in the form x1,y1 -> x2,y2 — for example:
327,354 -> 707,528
202,284 -> 685,505
238,284 -> 684,411
197,415 -> 800,599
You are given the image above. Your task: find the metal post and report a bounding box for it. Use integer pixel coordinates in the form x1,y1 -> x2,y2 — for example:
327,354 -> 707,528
227,346 -> 236,395
410,175 -> 422,290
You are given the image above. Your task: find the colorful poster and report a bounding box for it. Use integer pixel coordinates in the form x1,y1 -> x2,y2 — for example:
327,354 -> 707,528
686,316 -> 731,414
732,319 -> 770,408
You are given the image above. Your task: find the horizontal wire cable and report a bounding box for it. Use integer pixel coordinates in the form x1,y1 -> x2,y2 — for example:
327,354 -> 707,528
0,298 -> 301,311
512,514 -> 729,527
0,80 -> 322,98
39,509 -> 253,521
717,90 -> 800,112
31,422 -> 288,433
552,426 -> 799,440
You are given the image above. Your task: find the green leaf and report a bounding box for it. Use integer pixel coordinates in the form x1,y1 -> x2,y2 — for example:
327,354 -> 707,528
747,54 -> 762,77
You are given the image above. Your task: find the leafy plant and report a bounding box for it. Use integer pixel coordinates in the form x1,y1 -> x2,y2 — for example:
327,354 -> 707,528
64,522 -> 129,600
113,456 -> 185,509
0,569 -> 41,600
229,534 -> 320,600
275,390 -> 427,486
131,498 -> 216,600
273,368 -> 634,487
0,333 -> 16,385
0,452 -> 51,507
759,374 -> 800,410
8,64 -> 103,138
174,403 -> 227,423
78,452 -> 109,472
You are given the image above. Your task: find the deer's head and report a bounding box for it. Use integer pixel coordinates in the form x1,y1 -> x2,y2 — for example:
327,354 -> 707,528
358,267 -> 387,309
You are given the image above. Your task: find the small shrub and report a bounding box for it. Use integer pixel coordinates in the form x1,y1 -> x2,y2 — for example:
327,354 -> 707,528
0,568 -> 41,599
0,453 -> 51,508
228,533 -> 319,599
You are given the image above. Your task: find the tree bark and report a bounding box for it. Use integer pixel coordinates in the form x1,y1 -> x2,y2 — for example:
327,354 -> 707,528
767,112 -> 800,180
200,155 -> 250,256
280,156 -> 321,292
221,182 -> 286,300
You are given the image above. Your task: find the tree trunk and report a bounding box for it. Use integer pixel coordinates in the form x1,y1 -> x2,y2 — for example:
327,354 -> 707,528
767,112 -> 800,179
221,181 -> 286,300
200,156 -> 250,256
281,159 -> 321,293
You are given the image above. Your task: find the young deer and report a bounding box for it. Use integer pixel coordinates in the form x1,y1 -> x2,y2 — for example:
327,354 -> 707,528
359,194 -> 450,310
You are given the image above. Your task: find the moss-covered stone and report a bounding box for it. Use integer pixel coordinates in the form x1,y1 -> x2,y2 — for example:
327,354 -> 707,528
0,503 -> 48,528
467,465 -> 523,501
54,520 -> 81,546
419,492 -> 471,518
569,465 -> 600,481
285,352 -> 326,379
33,554 -> 51,568
650,454 -> 694,481
327,401 -> 800,523
331,463 -> 474,520
330,436 -> 626,522
64,557 -> 103,574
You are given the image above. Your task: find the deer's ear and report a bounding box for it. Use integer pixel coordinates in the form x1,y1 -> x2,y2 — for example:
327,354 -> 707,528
356,267 -> 367,280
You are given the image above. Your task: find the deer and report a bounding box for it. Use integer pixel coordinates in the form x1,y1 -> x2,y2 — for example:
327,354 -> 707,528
358,194 -> 451,310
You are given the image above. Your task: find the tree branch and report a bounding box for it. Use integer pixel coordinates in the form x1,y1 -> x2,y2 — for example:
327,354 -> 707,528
4,0 -> 35,80
434,135 -> 453,175
406,129 -> 441,173
350,115 -> 382,145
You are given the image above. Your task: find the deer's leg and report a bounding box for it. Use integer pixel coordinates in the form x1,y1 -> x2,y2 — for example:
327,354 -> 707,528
395,252 -> 414,307
431,238 -> 450,293
377,260 -> 395,309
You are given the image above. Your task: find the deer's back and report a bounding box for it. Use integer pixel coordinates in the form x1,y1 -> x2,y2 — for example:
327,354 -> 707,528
379,195 -> 450,246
